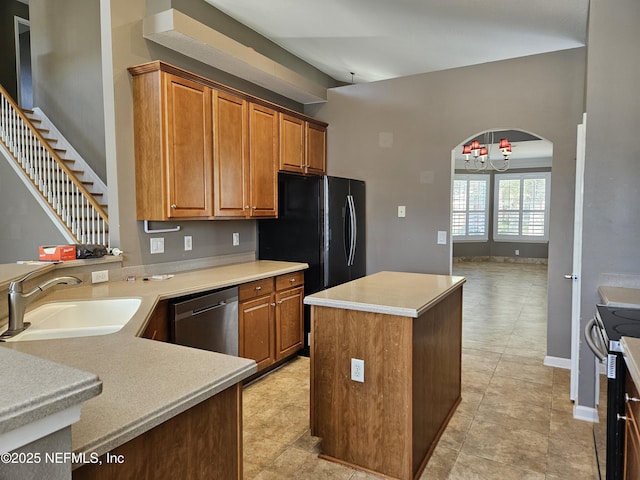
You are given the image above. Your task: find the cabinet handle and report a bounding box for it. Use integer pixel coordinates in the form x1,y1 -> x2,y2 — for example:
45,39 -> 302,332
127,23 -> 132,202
255,286 -> 262,291
290,278 -> 296,282
245,205 -> 250,209
626,394 -> 640,403
271,303 -> 276,307
252,206 -> 257,210
170,204 -> 177,209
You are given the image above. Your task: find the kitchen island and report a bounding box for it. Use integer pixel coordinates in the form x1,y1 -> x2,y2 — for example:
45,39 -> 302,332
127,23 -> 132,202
305,271 -> 465,480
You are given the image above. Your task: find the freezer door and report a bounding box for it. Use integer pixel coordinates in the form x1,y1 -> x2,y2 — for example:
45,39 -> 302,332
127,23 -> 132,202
349,178 -> 366,281
324,176 -> 351,288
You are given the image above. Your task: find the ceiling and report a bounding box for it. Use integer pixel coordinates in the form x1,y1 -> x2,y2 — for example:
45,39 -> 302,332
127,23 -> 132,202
203,0 -> 589,84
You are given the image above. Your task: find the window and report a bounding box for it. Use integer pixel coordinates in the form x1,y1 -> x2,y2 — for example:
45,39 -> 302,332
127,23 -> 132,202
494,172 -> 551,242
452,174 -> 490,241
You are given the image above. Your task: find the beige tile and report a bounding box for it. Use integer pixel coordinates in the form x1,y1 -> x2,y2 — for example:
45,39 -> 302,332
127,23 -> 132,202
438,410 -> 474,450
420,445 -> 459,480
448,451 -> 545,480
493,358 -> 554,386
462,418 -> 548,473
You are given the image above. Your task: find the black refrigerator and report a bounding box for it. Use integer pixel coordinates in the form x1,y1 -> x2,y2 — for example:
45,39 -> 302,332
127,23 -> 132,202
258,173 -> 366,353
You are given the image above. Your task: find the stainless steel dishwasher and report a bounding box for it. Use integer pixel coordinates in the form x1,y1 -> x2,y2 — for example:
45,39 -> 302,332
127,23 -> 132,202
170,287 -> 239,355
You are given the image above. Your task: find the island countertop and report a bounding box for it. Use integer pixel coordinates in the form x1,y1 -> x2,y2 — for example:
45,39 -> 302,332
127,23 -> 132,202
304,271 -> 466,317
0,260 -> 308,459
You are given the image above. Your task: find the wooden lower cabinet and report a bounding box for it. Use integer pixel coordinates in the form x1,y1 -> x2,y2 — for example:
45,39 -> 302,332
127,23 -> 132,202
625,369 -> 640,479
311,286 -> 462,480
73,383 -> 242,480
239,273 -> 304,372
141,300 -> 169,342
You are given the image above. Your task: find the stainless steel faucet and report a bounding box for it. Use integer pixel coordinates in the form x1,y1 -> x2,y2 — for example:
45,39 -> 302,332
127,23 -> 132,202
1,271 -> 82,339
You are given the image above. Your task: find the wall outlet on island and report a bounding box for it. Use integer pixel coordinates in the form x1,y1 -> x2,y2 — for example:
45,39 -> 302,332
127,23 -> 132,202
232,232 -> 240,246
351,358 -> 365,383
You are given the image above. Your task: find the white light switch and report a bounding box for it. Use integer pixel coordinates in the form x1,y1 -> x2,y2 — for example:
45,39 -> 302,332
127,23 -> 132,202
150,237 -> 164,254
398,206 -> 406,218
437,231 -> 447,245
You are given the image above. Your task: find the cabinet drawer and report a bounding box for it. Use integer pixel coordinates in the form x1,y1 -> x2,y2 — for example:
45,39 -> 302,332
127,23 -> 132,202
276,271 -> 305,291
239,277 -> 275,300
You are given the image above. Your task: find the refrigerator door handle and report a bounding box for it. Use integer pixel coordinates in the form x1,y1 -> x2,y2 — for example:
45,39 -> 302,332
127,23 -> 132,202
347,194 -> 357,266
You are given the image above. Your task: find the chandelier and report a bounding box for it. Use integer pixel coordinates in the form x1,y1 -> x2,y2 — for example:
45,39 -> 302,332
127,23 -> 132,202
462,132 -> 512,172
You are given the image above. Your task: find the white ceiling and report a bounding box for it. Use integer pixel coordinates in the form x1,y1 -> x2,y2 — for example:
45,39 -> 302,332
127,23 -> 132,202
203,0 -> 589,84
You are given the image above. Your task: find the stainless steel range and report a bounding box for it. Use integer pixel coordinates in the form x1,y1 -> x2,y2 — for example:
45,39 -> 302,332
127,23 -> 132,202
585,305 -> 640,480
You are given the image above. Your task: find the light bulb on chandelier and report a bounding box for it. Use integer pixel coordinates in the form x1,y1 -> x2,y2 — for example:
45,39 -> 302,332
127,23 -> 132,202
462,132 -> 511,172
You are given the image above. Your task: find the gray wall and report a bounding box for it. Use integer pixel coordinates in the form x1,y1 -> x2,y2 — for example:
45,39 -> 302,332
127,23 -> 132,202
306,48 -> 586,363
29,0 -> 107,182
578,0 -> 640,409
0,154 -> 67,263
0,0 -> 29,101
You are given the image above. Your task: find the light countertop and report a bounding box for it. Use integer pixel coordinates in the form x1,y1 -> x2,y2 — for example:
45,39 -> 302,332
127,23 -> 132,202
304,271 -> 466,317
598,285 -> 640,308
0,260 -> 307,459
622,337 -> 640,389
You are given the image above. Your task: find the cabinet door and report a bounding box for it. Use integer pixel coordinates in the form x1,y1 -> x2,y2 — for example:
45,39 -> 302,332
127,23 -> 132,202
625,371 -> 640,479
239,295 -> 275,371
248,104 -> 278,217
305,122 -> 326,175
213,90 -> 249,218
141,300 -> 169,342
279,113 -> 305,174
164,73 -> 212,217
275,286 -> 304,360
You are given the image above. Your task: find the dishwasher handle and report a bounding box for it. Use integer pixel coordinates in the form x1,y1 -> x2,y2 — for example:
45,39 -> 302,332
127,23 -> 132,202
192,301 -> 227,316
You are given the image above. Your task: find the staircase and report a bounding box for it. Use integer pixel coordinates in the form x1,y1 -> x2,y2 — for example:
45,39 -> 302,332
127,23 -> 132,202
0,84 -> 109,247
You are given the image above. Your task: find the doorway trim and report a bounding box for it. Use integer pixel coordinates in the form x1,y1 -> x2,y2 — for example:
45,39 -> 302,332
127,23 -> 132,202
14,16 -> 31,108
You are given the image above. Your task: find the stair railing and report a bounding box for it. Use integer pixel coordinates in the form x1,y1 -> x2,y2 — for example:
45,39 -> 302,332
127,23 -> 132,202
0,84 -> 109,246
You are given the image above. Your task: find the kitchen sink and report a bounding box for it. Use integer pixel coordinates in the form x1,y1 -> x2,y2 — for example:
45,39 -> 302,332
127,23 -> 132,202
1,298 -> 142,342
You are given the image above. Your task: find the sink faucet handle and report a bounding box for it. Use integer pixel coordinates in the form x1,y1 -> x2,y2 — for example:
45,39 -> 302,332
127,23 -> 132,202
9,270 -> 43,293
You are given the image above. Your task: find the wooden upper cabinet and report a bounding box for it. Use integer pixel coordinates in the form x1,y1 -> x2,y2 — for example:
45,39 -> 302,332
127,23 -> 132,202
213,90 -> 249,218
279,113 -> 327,176
248,104 -> 278,217
306,122 -> 327,175
130,69 -> 212,220
165,75 -> 213,218
279,113 -> 305,174
129,61 -> 325,220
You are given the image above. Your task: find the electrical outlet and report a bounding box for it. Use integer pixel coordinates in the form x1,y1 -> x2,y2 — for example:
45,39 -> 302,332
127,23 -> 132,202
91,270 -> 109,284
232,232 -> 240,246
515,249 -> 520,256
184,236 -> 193,251
150,237 -> 164,254
351,358 -> 364,383
397,206 -> 406,218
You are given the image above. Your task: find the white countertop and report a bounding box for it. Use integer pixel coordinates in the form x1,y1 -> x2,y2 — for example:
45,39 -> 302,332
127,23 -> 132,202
622,337 -> 640,389
304,271 -> 466,317
598,285 -> 640,308
0,260 -> 307,458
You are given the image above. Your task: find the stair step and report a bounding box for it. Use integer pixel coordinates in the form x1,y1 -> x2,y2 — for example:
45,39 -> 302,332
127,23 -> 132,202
41,137 -> 59,143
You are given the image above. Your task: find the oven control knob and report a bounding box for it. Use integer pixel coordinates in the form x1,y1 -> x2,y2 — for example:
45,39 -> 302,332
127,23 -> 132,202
626,393 -> 640,403
618,414 -> 628,422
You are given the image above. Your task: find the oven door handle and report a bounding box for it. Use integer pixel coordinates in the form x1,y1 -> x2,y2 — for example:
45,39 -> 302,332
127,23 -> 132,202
584,316 -> 607,362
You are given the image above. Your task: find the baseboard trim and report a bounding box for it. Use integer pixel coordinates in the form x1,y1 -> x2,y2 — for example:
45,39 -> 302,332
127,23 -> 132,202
453,255 -> 548,265
543,356 -> 571,369
573,404 -> 600,423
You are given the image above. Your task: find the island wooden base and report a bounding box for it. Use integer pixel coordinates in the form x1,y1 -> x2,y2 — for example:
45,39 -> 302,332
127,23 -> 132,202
73,383 -> 242,480
311,286 -> 462,480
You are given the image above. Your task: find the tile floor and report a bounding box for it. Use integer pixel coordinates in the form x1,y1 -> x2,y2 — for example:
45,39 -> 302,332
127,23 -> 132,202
243,261 -> 602,479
